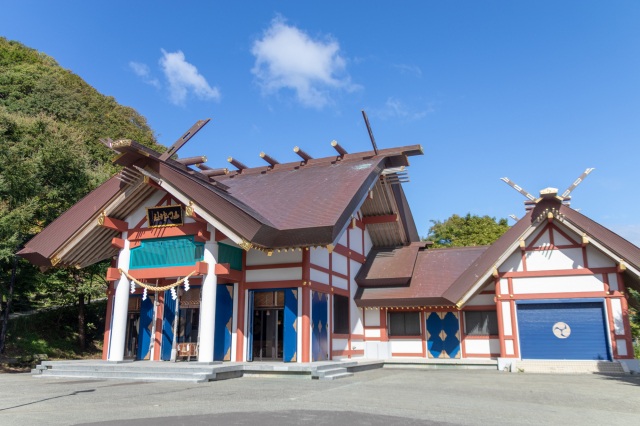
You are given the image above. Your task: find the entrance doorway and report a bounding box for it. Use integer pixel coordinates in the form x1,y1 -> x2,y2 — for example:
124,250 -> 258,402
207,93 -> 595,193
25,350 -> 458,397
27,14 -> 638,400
251,291 -> 284,360
253,308 -> 284,360
124,295 -> 154,360
248,289 -> 298,362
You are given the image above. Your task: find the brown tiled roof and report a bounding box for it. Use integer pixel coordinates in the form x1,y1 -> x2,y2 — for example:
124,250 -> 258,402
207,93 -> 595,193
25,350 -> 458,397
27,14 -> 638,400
17,175 -> 124,267
355,245 -> 488,307
18,139 -> 423,267
355,242 -> 425,287
561,204 -> 640,268
441,211 -> 533,304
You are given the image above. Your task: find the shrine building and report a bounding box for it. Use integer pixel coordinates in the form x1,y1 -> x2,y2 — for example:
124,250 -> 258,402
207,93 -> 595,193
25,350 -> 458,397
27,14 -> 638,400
17,123 -> 640,372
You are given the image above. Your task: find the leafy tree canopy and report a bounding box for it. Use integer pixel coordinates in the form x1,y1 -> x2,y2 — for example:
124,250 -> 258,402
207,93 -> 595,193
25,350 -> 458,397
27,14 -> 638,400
0,37 -> 164,315
425,213 -> 510,248
0,37 -> 164,169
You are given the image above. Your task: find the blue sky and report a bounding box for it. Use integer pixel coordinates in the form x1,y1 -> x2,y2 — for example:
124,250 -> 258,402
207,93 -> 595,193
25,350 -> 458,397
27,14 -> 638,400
3,1 -> 640,245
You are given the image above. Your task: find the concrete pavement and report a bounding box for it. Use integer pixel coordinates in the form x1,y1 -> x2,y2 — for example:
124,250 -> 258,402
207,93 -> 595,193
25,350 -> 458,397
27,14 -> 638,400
1,368 -> 639,425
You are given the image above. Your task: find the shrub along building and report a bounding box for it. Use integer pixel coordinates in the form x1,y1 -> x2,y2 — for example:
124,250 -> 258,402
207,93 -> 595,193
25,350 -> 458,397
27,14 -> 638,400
18,123 -> 640,371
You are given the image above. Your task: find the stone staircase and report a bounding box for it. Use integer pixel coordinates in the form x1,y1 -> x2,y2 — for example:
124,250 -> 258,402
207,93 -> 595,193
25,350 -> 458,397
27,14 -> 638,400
32,361 -> 222,383
311,365 -> 353,380
32,359 -> 384,382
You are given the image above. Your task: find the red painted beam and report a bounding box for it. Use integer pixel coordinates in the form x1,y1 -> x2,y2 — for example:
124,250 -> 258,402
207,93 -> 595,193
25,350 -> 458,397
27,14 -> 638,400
127,222 -> 208,241
106,267 -> 121,281
100,216 -> 129,232
111,238 -> 125,250
214,263 -> 243,282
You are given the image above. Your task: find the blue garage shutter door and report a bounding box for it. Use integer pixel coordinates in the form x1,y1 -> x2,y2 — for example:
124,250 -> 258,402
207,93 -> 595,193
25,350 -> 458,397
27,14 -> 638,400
517,301 -> 610,360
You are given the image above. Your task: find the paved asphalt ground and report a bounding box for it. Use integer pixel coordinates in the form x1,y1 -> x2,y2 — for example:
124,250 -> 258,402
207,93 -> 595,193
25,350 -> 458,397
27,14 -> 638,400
0,368 -> 639,425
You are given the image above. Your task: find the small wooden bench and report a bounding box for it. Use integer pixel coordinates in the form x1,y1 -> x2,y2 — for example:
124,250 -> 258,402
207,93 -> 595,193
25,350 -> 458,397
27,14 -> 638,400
177,343 -> 198,361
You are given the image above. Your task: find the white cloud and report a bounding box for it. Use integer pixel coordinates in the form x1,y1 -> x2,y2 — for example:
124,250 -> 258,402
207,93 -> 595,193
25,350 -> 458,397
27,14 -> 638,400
129,61 -> 160,88
251,17 -> 358,109
159,49 -> 220,106
394,63 -> 423,77
373,97 -> 435,121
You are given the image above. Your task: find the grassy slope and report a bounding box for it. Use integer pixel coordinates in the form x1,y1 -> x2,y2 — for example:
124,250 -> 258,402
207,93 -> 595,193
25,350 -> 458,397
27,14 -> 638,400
1,300 -> 106,368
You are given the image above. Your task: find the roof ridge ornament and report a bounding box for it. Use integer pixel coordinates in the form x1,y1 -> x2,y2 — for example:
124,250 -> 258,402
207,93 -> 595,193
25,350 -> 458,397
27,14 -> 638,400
501,168 -> 595,211
159,119 -> 210,161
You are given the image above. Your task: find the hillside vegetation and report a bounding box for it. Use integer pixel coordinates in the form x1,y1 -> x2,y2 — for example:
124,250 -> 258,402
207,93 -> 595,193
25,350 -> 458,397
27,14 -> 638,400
0,37 -> 164,357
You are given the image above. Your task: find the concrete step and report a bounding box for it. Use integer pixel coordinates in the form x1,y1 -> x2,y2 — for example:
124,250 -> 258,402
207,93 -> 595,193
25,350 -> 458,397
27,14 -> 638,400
36,368 -> 212,383
383,359 -> 498,370
38,361 -> 218,374
513,360 -> 627,374
311,367 -> 353,380
315,372 -> 354,380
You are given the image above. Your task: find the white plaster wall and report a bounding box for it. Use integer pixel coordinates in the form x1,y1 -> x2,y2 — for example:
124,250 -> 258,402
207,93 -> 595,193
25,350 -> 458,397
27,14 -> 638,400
310,268 -> 329,285
365,342 -> 391,359
310,249 -> 330,269
364,227 -> 373,256
464,338 -> 500,355
349,226 -> 363,254
365,328 -> 381,338
611,298 -> 625,335
332,275 -> 348,290
364,309 -> 381,326
390,340 -> 422,354
501,301 -> 513,335
616,339 -> 628,357
585,245 -> 616,268
246,249 -> 302,266
551,228 -> 573,246
484,282 -> 496,292
498,279 -> 509,295
526,227 -> 548,247
466,293 -> 495,306
511,275 -> 605,294
338,231 -> 348,247
505,339 -> 515,355
332,253 -> 348,276
245,267 -> 302,282
332,338 -> 349,351
500,251 -> 524,273
525,247 -> 585,271
608,273 -> 619,291
351,340 -> 365,353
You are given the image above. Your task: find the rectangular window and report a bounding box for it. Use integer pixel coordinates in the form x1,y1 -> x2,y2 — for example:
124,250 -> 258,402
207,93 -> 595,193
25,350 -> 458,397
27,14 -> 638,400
388,311 -> 421,336
464,311 -> 499,336
333,295 -> 350,334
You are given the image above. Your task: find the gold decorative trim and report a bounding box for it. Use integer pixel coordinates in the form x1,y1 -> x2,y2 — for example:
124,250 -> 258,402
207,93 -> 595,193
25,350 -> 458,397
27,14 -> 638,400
239,239 -> 253,251
185,201 -> 195,217
50,257 -> 61,266
97,211 -> 106,226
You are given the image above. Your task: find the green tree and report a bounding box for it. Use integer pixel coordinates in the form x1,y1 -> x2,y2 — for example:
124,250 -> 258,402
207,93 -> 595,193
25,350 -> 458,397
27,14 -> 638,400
0,37 -> 164,355
425,213 -> 510,248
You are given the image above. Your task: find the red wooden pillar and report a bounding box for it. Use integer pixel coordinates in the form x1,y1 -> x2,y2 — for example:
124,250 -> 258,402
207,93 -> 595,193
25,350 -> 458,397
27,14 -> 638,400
235,283 -> 246,362
153,288 -> 165,361
102,285 -> 114,360
235,249 -> 247,361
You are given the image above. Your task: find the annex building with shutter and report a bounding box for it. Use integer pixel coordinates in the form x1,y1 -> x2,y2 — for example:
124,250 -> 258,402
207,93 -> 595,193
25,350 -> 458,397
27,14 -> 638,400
18,125 -> 640,372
